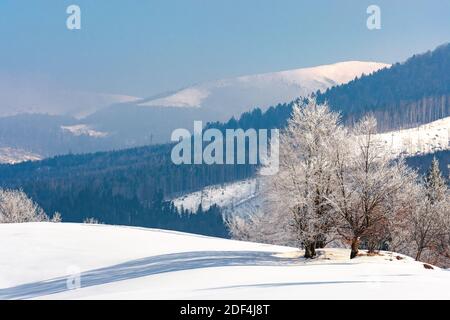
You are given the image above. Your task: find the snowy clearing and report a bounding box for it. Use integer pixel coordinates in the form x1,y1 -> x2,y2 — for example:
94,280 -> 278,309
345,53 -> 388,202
60,124 -> 109,138
172,179 -> 260,213
377,116 -> 450,156
0,223 -> 448,300
0,147 -> 42,164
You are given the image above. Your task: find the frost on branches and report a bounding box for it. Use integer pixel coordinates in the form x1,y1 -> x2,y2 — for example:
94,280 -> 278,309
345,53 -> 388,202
328,115 -> 418,258
263,101 -> 339,258
406,158 -> 450,264
0,188 -> 61,223
229,99 -> 450,265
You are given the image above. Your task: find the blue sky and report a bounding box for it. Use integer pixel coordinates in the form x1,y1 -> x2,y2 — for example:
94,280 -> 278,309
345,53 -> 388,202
1,0 -> 450,98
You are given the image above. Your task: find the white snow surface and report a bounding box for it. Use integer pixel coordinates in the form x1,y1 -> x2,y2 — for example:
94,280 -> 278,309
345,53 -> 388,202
173,117 -> 450,216
0,147 -> 42,164
377,116 -> 450,156
173,179 -> 260,213
0,222 -> 448,300
60,124 -> 109,138
139,61 -> 389,117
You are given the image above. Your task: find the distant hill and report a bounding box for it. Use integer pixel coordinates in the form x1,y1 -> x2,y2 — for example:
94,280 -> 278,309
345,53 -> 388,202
1,44 -> 450,236
0,61 -> 386,159
317,43 -> 450,131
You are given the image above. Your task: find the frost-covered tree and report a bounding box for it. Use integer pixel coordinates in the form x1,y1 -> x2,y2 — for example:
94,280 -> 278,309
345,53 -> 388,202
0,188 -> 48,223
328,116 -> 415,259
407,158 -> 450,262
425,158 -> 448,204
83,217 -> 101,224
263,100 -> 342,258
51,211 -> 62,223
228,104 -> 447,263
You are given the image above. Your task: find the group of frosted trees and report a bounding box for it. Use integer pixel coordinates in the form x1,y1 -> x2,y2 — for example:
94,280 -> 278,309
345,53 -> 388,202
229,100 -> 450,266
0,189 -> 61,223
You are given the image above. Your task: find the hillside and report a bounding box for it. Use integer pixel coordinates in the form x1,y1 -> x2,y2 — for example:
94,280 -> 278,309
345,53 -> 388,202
0,223 -> 448,300
0,61 -> 385,160
1,108 -> 448,233
0,147 -> 41,164
173,120 -> 450,216
317,44 -> 450,131
139,61 -> 388,114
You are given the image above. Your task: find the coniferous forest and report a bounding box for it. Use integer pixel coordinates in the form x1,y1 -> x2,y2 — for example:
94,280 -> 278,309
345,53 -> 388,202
1,45 -> 450,237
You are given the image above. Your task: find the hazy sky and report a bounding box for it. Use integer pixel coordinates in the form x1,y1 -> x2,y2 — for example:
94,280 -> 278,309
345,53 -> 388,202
1,0 -> 450,98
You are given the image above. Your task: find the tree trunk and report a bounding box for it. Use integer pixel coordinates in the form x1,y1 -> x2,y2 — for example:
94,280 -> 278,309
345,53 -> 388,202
304,242 -> 317,259
415,248 -> 423,261
350,237 -> 360,259
309,243 -> 316,258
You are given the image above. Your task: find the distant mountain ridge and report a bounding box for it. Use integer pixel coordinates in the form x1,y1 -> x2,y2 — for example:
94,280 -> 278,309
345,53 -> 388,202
0,61 -> 388,160
317,43 -> 450,131
139,61 -> 389,113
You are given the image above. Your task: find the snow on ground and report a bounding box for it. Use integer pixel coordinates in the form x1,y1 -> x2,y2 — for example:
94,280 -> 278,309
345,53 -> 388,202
377,116 -> 450,156
0,222 -> 448,300
0,147 -> 42,164
173,117 -> 450,215
172,179 -> 260,213
61,124 -> 109,138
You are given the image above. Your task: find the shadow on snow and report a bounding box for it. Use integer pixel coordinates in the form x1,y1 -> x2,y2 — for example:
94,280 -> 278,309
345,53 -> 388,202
0,250 -> 375,299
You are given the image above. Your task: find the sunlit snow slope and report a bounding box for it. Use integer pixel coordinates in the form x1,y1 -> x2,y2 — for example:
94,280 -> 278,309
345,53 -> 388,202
0,223 -> 448,300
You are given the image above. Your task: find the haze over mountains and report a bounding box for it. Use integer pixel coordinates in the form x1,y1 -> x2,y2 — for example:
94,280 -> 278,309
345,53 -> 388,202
0,61 -> 387,161
138,61 -> 389,116
0,73 -> 140,118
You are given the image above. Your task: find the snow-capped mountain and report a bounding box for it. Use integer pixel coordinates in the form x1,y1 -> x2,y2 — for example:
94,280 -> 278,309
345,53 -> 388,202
139,61 -> 390,119
0,61 -> 389,158
0,223 -> 448,299
82,61 -> 389,146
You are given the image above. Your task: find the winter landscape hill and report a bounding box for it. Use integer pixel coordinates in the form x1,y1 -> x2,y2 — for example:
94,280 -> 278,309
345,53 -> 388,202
138,61 -> 388,116
317,43 -> 450,130
0,61 -> 387,160
173,117 -> 450,215
1,222 -> 449,300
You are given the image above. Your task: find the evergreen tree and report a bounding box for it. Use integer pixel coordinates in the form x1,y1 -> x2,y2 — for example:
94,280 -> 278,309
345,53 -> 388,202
425,157 -> 447,204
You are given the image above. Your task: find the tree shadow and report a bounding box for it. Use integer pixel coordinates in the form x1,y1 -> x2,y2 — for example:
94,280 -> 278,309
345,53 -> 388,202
203,280 -> 385,292
0,250 -> 308,300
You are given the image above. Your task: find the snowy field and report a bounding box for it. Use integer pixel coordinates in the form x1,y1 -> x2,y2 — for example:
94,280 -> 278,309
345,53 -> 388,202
0,222 -> 449,300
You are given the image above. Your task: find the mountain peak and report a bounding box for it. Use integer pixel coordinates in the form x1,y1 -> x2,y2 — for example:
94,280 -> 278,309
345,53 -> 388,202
138,61 -> 390,112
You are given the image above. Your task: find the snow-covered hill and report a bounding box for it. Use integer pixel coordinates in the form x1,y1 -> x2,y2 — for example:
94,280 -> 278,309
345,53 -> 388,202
172,117 -> 450,216
0,147 -> 42,164
0,223 -> 448,300
173,179 -> 260,213
377,116 -> 450,156
139,61 -> 389,118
